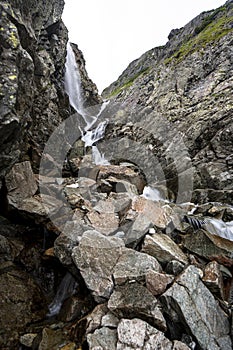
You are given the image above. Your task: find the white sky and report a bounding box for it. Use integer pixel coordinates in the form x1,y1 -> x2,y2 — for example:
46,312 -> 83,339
63,0 -> 225,92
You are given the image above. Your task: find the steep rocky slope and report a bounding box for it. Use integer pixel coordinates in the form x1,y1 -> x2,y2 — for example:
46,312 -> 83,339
1,1 -> 233,350
103,0 -> 233,204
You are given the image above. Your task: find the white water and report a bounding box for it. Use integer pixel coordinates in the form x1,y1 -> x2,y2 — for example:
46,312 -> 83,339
65,43 -> 110,165
92,145 -> 110,165
47,272 -> 77,317
65,43 -> 86,117
204,218 -> 233,241
141,186 -> 168,202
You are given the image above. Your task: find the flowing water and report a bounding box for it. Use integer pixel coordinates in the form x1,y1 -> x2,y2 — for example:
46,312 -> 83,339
65,42 -> 109,164
47,272 -> 77,317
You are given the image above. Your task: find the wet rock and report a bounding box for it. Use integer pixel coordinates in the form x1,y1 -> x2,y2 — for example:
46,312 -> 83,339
117,318 -> 173,350
59,292 -> 94,322
108,282 -> 166,331
5,161 -> 37,206
161,265 -> 232,350
87,327 -> 117,350
183,229 -> 233,266
38,327 -> 70,350
113,249 -> 162,285
142,233 -> 188,265
72,230 -> 125,302
202,261 -> 224,299
146,270 -> 174,295
0,265 -> 47,349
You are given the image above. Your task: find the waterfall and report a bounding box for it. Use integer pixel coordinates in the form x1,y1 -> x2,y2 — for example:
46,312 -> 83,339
204,218 -> 233,241
47,272 -> 77,317
64,42 -> 110,164
65,42 -> 86,117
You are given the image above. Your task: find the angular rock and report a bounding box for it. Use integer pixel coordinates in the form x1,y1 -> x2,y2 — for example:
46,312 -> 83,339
117,318 -> 173,350
0,265 -> 47,349
5,161 -> 37,206
123,213 -> 153,248
132,197 -> 172,229
86,304 -> 109,334
165,260 -> 186,276
146,270 -> 174,296
142,233 -> 188,265
183,229 -> 233,266
101,312 -> 119,328
108,282 -> 166,331
161,265 -> 232,350
113,249 -> 162,285
20,333 -> 38,348
202,261 -> 224,299
96,164 -> 146,193
86,210 -> 119,235
87,327 -> 117,350
173,340 -> 190,350
38,327 -> 69,350
54,221 -> 89,266
72,230 -> 125,302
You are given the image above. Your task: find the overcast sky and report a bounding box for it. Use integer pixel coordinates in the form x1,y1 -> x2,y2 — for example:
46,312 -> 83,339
63,0 -> 225,92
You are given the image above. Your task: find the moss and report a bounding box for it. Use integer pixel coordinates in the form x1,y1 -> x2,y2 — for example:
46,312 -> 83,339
8,75 -> 17,80
9,30 -> 19,48
108,67 -> 151,98
165,11 -> 233,64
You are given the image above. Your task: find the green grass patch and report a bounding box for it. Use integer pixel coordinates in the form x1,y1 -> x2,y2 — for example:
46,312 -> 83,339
165,11 -> 233,64
108,67 -> 151,98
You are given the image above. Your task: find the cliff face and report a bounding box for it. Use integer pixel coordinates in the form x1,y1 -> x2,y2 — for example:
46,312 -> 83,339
103,0 -> 233,203
0,1 -> 101,178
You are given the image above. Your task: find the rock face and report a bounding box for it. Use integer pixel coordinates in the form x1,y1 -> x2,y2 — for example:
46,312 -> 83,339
161,265 -> 232,350
103,0 -> 233,204
0,0 -> 101,177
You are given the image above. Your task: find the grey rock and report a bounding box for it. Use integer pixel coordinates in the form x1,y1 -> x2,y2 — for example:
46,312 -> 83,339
72,230 -> 125,302
165,260 -> 186,276
117,318 -> 173,350
108,282 -> 166,331
183,229 -> 233,266
0,265 -> 47,349
142,233 -> 188,265
146,270 -> 174,296
87,327 -> 117,350
202,261 -> 225,299
113,249 -> 162,285
86,303 -> 109,334
161,265 -> 232,350
5,161 -> 37,206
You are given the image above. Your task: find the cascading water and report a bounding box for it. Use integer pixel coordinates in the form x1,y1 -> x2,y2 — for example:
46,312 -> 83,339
64,42 -> 109,165
47,272 -> 77,317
